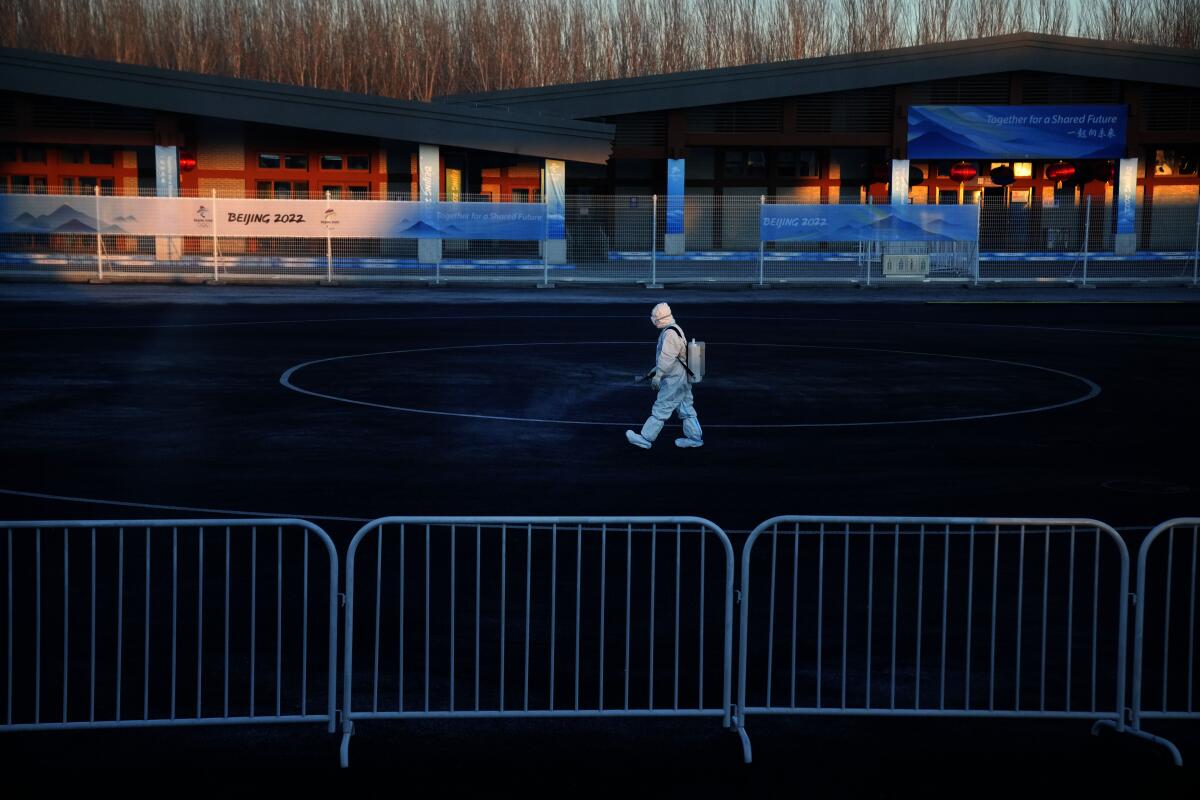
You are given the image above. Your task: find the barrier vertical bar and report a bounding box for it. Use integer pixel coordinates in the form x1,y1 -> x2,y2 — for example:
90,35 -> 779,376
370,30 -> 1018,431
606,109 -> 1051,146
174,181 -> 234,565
1081,195 -> 1092,286
94,185 -> 103,281
758,195 -> 765,287
211,190 -> 219,283
325,190 -> 333,284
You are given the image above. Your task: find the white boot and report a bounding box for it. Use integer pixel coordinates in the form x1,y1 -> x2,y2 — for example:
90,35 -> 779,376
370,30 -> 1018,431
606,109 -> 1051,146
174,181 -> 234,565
674,437 -> 703,448
625,430 -> 652,449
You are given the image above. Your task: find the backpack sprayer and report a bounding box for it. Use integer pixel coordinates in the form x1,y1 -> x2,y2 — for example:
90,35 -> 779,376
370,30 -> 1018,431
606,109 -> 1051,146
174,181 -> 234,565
635,326 -> 705,385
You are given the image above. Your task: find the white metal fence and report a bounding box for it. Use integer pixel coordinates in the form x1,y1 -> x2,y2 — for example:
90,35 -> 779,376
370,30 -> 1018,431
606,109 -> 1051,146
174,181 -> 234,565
1,513 -> 1195,766
0,519 -> 339,734
1,187 -> 1197,286
339,517 -> 736,767
734,517 -> 1132,763
1102,518 -> 1200,765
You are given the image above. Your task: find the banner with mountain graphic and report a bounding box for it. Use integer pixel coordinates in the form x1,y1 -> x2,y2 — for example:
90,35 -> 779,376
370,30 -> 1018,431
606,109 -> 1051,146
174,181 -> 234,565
760,204 -> 978,243
0,194 -> 548,240
908,105 -> 1126,159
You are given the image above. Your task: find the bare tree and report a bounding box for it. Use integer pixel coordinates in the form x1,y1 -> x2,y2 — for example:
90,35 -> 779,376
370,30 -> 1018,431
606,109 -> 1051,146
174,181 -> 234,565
839,0 -> 908,53
0,0 -> 1188,101
1027,0 -> 1072,37
1078,0 -> 1148,43
914,0 -> 964,45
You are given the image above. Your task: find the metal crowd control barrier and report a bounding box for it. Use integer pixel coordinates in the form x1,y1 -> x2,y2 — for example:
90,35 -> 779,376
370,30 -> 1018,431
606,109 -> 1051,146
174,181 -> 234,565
1095,518 -> 1200,765
340,516 -> 735,767
0,519 -> 339,741
735,516 -> 1131,763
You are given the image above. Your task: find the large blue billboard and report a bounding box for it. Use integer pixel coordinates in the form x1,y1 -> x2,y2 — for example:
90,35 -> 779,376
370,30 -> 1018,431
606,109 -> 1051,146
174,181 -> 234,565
908,105 -> 1127,159
760,204 -> 978,243
0,194 -> 548,240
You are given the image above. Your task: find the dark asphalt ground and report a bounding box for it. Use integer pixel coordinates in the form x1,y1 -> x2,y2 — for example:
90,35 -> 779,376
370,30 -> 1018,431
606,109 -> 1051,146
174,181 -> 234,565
0,284 -> 1198,786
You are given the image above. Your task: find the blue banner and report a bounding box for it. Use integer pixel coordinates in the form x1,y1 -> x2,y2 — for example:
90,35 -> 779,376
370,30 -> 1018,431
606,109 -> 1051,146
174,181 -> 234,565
666,158 -> 685,235
908,105 -> 1127,159
760,204 -> 978,243
154,145 -> 178,198
1117,157 -> 1137,236
545,159 -> 565,240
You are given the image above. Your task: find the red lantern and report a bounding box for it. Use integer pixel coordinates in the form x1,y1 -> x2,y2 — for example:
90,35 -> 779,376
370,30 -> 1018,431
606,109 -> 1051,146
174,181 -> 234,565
178,151 -> 197,172
949,161 -> 977,182
1046,161 -> 1076,182
989,165 -> 1015,186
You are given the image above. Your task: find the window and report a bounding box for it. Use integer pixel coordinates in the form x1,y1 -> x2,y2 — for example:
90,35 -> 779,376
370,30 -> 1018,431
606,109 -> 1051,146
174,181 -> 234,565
0,145 -> 16,162
777,150 -> 818,178
320,184 -> 370,199
88,147 -> 114,165
256,152 -> 308,169
258,180 -> 309,198
1,175 -> 48,193
347,155 -> 369,171
61,177 -> 75,194
511,188 -> 530,202
22,146 -> 46,163
60,146 -> 85,164
1154,148 -> 1198,176
321,155 -> 343,170
722,150 -> 767,178
78,177 -> 114,195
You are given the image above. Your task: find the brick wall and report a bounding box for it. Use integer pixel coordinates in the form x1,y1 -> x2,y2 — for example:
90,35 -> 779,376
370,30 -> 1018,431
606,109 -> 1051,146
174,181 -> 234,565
196,119 -> 245,171
197,177 -> 246,198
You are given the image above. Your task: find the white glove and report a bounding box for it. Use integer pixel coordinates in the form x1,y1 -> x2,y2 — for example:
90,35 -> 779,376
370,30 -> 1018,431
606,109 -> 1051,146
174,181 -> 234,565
651,373 -> 662,390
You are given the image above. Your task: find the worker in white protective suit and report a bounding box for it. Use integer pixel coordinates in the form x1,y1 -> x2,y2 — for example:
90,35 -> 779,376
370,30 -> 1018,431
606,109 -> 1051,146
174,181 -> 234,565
626,302 -> 703,449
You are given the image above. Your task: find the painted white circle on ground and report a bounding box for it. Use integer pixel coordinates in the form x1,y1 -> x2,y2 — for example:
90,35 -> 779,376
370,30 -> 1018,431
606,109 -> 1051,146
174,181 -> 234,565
279,341 -> 1100,428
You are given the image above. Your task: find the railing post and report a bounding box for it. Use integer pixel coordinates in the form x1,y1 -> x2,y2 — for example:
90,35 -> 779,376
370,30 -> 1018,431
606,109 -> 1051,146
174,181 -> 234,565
1192,193 -> 1199,287
651,194 -> 658,287
538,197 -> 552,289
324,190 -> 333,284
974,197 -> 982,285
211,189 -> 219,283
1081,195 -> 1092,286
93,184 -> 103,281
758,195 -> 765,287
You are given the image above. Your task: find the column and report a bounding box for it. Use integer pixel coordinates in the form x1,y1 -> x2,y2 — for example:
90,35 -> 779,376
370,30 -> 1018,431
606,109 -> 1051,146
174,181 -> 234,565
545,158 -> 566,264
664,158 -> 685,255
890,159 -> 910,205
1115,157 -> 1138,255
418,144 -> 441,264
